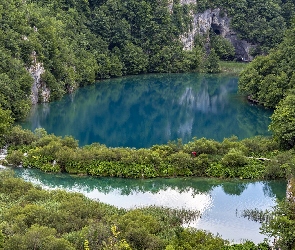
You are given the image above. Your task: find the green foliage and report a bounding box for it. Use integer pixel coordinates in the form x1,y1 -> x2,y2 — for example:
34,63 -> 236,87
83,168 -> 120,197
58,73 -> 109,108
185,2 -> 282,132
222,240 -> 270,250
4,224 -> 75,250
221,149 -> 248,168
121,43 -> 148,75
1,0 -> 293,122
238,19 -> 295,150
219,61 -> 247,75
261,200 -> 295,250
5,150 -> 24,166
216,0 -> 287,53
241,136 -> 279,156
206,49 -> 221,73
239,19 -> 295,108
5,126 -> 37,147
264,150 -> 295,179
0,108 -> 13,146
168,228 -> 227,249
0,49 -> 33,120
269,94 -> 295,149
210,31 -> 235,61
184,137 -> 220,155
4,127 -> 290,180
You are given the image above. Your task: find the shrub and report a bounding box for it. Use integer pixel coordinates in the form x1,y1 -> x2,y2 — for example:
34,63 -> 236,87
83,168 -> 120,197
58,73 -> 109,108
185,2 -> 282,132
221,149 -> 248,168
6,150 -> 24,166
191,153 -> 210,176
241,136 -> 279,155
5,126 -> 37,147
183,137 -> 219,155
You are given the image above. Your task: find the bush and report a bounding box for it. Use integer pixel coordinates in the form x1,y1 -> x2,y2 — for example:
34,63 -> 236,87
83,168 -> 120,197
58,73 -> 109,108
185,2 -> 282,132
184,137 -> 219,155
5,126 -> 37,147
221,149 -> 248,168
241,136 -> 279,155
191,153 -> 210,175
6,150 -> 24,166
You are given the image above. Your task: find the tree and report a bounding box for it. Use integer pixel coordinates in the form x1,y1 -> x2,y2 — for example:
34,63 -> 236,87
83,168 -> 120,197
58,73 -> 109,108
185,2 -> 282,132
206,49 -> 221,73
4,224 -> 75,250
269,94 -> 295,149
261,200 -> 295,250
210,31 -> 235,61
0,108 -> 13,145
121,42 -> 148,75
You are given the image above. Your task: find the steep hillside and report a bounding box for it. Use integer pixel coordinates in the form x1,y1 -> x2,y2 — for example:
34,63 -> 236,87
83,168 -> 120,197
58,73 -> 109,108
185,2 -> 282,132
0,0 -> 294,121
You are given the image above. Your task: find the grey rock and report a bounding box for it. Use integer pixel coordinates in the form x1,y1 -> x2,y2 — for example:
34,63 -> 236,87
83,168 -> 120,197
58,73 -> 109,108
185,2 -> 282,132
28,51 -> 50,104
180,8 -> 254,61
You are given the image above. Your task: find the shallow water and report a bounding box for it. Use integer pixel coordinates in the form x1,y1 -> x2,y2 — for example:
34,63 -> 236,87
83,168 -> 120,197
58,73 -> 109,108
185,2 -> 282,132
13,167 -> 286,244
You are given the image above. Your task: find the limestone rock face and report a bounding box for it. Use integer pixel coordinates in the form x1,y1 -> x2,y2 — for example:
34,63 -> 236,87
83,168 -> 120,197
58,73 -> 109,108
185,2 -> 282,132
28,51 -> 50,104
287,178 -> 295,203
180,7 -> 254,61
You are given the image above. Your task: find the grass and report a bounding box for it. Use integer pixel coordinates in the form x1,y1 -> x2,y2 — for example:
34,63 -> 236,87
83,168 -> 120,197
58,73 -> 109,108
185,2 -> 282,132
219,61 -> 248,75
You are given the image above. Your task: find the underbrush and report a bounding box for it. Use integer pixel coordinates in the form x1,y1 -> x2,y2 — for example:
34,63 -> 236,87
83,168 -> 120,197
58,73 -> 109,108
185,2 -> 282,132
4,126 -> 295,180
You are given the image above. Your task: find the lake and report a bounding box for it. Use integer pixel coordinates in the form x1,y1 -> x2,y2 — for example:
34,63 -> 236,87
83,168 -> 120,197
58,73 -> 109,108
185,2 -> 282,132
13,167 -> 286,244
20,73 -> 273,148
15,73 -> 281,244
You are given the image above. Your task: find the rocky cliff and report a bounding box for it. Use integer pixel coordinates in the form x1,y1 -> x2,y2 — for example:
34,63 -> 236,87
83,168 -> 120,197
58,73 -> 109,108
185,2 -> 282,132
28,51 -> 50,104
180,7 -> 254,61
24,27 -> 51,105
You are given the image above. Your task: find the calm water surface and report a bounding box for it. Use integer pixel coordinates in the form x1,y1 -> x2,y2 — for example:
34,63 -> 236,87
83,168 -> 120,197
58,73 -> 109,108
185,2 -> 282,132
13,167 -> 286,244
20,73 -> 273,148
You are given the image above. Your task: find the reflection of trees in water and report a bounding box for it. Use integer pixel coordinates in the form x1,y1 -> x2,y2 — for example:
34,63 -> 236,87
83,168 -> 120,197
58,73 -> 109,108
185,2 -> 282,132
221,182 -> 248,196
262,180 -> 287,201
20,73 -> 271,148
14,168 -> 286,200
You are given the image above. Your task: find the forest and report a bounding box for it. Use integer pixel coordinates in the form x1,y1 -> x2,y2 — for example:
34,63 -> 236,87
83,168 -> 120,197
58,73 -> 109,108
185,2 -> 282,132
0,0 -> 295,120
1,0 -> 295,249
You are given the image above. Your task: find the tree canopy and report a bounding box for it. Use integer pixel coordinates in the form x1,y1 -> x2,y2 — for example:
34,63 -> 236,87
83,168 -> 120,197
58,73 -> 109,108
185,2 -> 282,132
0,0 -> 294,119
238,18 -> 295,148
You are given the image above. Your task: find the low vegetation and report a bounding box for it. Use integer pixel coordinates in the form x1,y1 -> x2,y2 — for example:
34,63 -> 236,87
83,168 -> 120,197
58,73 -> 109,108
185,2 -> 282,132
2,126 -> 295,180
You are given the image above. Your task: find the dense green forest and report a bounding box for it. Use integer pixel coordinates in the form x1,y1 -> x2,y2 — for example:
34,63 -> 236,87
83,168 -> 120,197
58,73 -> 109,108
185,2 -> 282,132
239,19 -> 295,148
0,0 -> 295,121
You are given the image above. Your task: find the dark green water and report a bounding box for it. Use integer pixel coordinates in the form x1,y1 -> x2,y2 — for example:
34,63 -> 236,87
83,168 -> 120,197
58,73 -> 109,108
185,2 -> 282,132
20,73 -> 272,148
12,167 -> 286,244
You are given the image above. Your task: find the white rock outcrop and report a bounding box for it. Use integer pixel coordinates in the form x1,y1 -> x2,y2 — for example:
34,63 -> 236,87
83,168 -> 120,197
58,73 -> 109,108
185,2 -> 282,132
28,51 -> 50,104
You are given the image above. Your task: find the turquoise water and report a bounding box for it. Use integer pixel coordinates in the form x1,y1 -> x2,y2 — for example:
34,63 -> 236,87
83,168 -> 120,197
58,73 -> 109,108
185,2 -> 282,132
13,167 -> 286,244
20,73 -> 272,148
